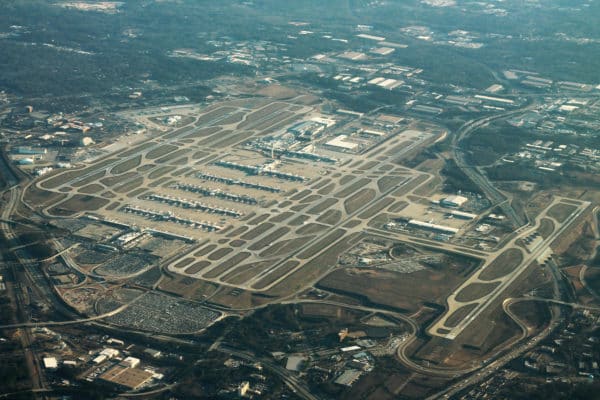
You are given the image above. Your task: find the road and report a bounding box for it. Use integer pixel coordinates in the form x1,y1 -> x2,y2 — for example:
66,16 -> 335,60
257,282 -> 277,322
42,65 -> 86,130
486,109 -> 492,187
451,106 -> 537,228
0,186 -> 45,392
215,344 -> 320,400
580,207 -> 600,301
428,197 -> 590,340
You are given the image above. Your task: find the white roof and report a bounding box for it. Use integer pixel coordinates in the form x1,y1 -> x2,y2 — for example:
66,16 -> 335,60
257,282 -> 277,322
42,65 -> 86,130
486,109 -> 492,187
408,219 -> 459,234
443,195 -> 468,205
101,348 -> 120,358
356,33 -> 386,41
326,135 -> 359,150
285,356 -> 306,371
368,77 -> 386,85
122,357 -> 141,367
93,355 -> 107,364
43,357 -> 58,369
559,104 -> 578,112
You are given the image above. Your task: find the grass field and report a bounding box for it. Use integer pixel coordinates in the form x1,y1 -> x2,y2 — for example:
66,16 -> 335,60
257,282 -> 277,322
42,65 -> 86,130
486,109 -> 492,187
297,228 -> 346,260
296,223 -> 328,235
547,203 -> 577,223
247,227 -> 291,251
252,260 -> 300,290
358,197 -> 395,219
269,211 -> 294,223
155,148 -> 191,164
479,248 -> 524,281
241,222 -> 275,240
111,155 -> 142,175
454,282 -> 500,302
258,235 -> 315,258
335,178 -> 371,199
147,166 -> 176,180
377,175 -> 405,192
307,198 -> 338,215
146,144 -> 178,160
222,259 -> 278,285
207,247 -> 234,261
344,188 -> 376,214
444,303 -> 479,328
184,261 -> 212,275
203,251 -> 251,279
317,209 -> 342,225
78,183 -> 104,194
48,195 -> 109,216
194,244 -> 217,257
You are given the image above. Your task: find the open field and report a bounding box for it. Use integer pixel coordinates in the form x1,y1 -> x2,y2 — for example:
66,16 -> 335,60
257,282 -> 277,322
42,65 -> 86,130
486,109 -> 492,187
547,202 -> 577,223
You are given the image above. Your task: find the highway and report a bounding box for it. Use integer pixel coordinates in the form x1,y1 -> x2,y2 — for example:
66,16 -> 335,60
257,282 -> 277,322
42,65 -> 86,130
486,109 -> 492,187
0,302 -> 133,330
215,344 -> 320,400
579,207 -> 600,301
1,187 -> 45,392
450,106 -> 537,228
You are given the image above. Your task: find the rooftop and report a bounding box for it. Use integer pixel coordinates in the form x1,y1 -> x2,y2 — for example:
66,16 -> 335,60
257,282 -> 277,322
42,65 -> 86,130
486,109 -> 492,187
100,365 -> 154,390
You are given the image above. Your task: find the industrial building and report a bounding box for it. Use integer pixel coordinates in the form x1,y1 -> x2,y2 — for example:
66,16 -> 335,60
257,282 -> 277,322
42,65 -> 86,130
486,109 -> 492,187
43,357 -> 58,370
13,146 -> 47,155
285,355 -> 306,371
408,219 -> 459,235
447,210 -> 477,220
324,135 -> 359,151
335,369 -> 363,386
287,120 -> 327,140
441,195 -> 468,208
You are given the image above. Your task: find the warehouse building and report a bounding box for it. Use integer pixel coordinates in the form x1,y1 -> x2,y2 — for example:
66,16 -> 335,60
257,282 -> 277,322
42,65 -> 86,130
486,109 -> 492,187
324,135 -> 359,152
441,195 -> 468,208
408,219 -> 459,235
